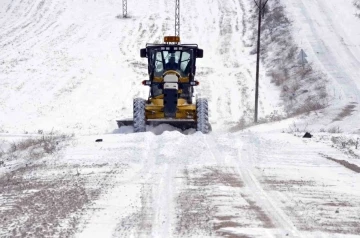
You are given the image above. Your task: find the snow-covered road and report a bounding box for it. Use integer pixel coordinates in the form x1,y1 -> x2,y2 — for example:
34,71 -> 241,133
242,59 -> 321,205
72,132 -> 360,237
2,131 -> 360,237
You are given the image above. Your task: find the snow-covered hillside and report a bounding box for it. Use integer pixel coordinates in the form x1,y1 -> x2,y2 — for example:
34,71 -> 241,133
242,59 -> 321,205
0,0 -> 283,135
1,0 -> 360,237
283,0 -> 360,133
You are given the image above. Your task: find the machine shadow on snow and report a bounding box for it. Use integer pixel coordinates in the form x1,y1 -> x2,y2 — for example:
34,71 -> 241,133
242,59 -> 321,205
115,14 -> 133,19
112,124 -> 197,135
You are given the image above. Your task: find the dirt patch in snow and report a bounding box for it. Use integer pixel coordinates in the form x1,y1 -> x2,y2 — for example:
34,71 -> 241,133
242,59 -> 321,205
216,231 -> 253,238
264,178 -> 315,191
0,164 -> 111,237
322,201 -> 352,207
236,195 -> 274,229
175,167 -> 274,237
214,215 -> 238,221
332,102 -> 357,122
188,167 -> 244,188
262,175 -> 360,234
323,155 -> 360,173
112,184 -> 153,237
176,185 -> 215,236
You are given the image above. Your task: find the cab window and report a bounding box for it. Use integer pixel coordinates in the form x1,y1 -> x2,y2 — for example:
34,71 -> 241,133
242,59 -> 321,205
154,52 -> 164,77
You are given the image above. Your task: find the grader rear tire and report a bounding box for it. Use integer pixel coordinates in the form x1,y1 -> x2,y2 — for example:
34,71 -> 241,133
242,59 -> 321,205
133,98 -> 146,133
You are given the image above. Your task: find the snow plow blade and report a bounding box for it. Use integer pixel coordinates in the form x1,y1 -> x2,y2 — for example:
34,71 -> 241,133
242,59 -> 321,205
116,119 -> 197,131
147,119 -> 197,130
116,119 -> 134,127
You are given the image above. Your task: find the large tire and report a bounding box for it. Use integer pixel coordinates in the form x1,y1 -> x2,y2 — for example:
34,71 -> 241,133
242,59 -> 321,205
196,98 -> 210,134
133,98 -> 146,132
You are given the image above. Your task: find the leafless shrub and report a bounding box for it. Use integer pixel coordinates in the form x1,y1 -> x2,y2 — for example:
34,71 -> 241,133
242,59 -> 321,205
329,136 -> 360,159
331,136 -> 349,147
231,110 -> 286,132
10,138 -> 41,152
237,117 -> 247,129
230,116 -> 252,132
295,64 -> 313,79
288,122 -> 308,133
291,101 -> 326,116
328,126 -> 343,134
269,70 -> 287,86
290,81 -> 301,94
248,0 -> 329,116
354,1 -> 360,18
354,0 -> 360,9
0,146 -> 5,164
258,110 -> 285,123
5,134 -> 72,160
287,46 -> 297,60
319,90 -> 328,99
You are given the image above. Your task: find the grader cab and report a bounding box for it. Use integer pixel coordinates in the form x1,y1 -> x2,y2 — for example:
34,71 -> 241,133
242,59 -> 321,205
117,36 -> 210,133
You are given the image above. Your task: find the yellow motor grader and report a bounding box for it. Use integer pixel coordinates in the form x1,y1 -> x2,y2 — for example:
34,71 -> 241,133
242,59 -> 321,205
117,36 -> 210,133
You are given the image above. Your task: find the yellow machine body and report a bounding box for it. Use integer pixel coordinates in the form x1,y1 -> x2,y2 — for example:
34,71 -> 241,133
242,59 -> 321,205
117,36 -> 210,133
145,71 -> 196,120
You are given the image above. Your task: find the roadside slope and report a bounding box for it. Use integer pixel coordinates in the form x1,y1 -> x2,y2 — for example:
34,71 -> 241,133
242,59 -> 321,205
283,0 -> 360,133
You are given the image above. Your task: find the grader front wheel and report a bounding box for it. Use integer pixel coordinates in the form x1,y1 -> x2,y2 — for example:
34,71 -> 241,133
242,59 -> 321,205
196,98 -> 210,134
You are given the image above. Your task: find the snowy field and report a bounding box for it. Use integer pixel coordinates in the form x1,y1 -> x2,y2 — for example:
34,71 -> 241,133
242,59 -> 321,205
1,0 -> 360,237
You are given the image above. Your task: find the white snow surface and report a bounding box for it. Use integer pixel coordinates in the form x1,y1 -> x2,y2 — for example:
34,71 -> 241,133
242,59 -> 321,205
0,0 -> 282,134
283,0 -> 360,133
1,0 -> 360,237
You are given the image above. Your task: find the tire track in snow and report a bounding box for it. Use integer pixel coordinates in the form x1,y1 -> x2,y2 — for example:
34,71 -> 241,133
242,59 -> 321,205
76,135 -> 156,238
235,134 -> 303,238
0,0 -> 13,15
179,134 -> 277,237
151,163 -> 176,237
240,133 -> 360,236
111,133 -> 180,237
148,132 -> 195,237
1,0 -> 59,52
205,133 -> 302,237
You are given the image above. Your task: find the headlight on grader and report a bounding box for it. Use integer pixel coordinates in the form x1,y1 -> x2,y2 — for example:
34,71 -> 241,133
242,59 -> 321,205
142,80 -> 151,86
190,81 -> 199,86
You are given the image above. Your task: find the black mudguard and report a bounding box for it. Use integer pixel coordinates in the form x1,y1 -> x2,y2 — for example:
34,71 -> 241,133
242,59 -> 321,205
163,88 -> 178,118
